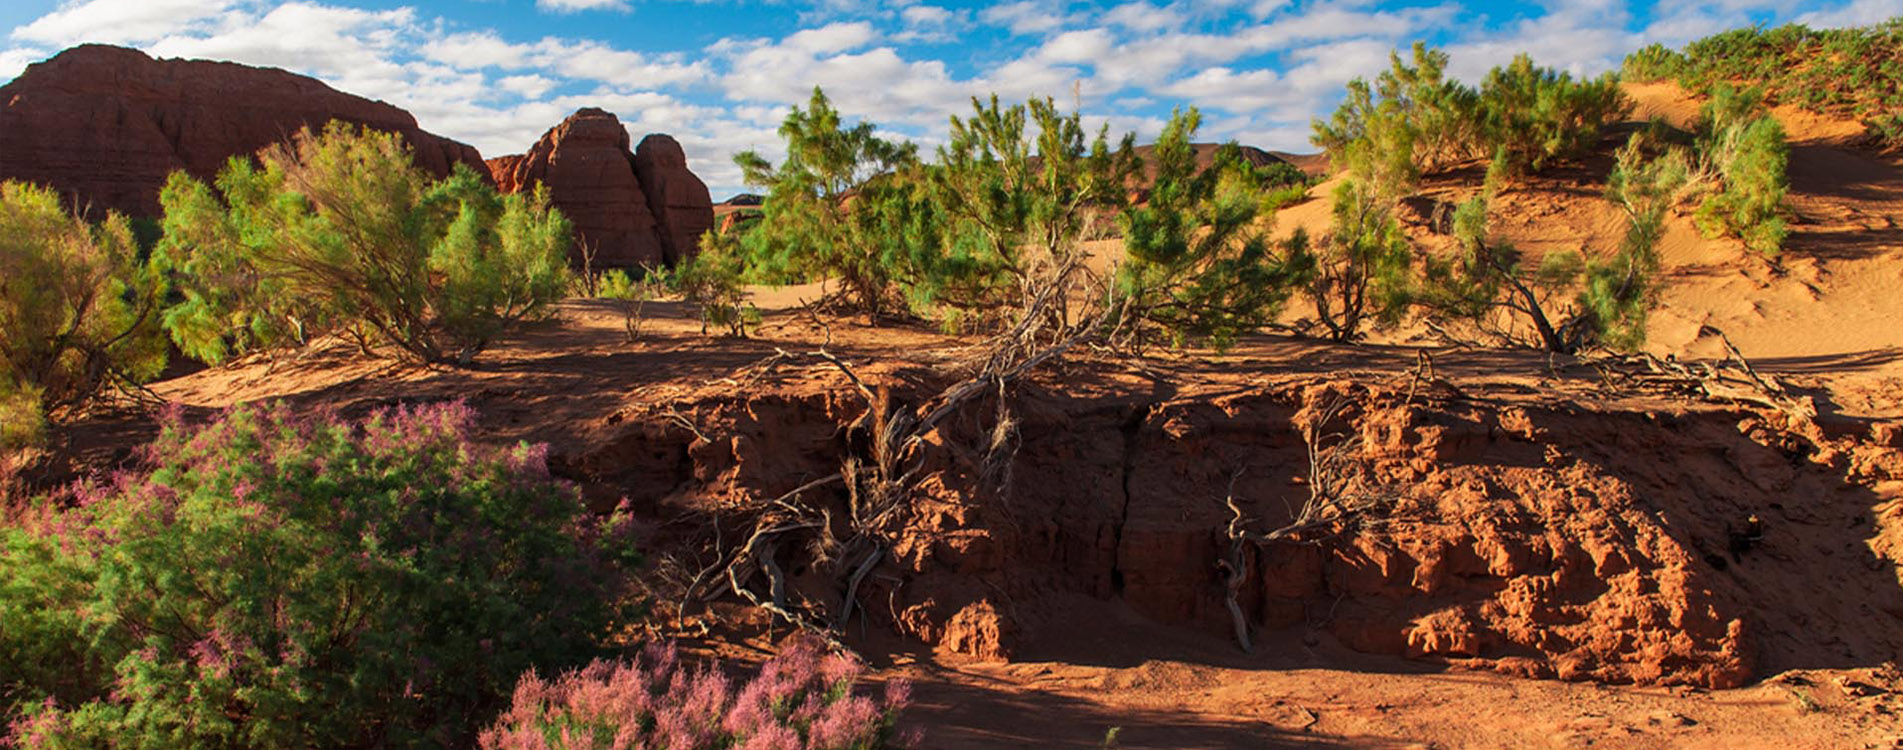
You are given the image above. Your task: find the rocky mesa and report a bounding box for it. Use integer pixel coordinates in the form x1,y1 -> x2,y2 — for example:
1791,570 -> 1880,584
0,44 -> 485,218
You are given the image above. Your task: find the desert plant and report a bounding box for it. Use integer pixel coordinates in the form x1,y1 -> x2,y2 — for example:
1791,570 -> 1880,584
1315,46 -> 1628,192
1621,43 -> 1686,83
932,94 -> 1141,330
1643,20 -> 1903,148
734,87 -> 920,319
1115,108 -> 1307,350
479,638 -> 913,750
0,401 -> 639,749
1690,86 -> 1789,255
1579,132 -> 1688,351
1294,179 -> 1413,342
1475,54 -> 1630,177
597,266 -> 673,341
678,227 -> 758,337
155,122 -> 572,366
0,181 -> 168,451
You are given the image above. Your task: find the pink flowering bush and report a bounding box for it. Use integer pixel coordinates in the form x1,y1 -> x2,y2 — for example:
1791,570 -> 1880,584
0,401 -> 638,748
480,638 -> 914,750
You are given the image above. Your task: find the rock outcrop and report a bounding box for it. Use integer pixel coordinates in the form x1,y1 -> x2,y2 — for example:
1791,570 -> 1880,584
0,44 -> 484,218
633,134 -> 714,265
488,109 -> 713,269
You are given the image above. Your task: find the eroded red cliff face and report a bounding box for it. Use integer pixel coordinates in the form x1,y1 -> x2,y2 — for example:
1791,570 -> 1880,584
634,134 -> 714,265
487,109 -> 713,269
0,44 -> 484,217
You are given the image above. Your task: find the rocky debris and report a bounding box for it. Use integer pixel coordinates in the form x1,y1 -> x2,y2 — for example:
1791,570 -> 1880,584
634,134 -> 714,265
0,44 -> 484,218
488,109 -> 713,269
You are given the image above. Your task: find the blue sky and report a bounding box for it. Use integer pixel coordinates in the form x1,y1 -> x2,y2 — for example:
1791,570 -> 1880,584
2,0 -> 1895,199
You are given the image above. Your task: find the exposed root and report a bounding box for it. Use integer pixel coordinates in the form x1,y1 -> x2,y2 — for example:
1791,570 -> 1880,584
1218,394 -> 1405,653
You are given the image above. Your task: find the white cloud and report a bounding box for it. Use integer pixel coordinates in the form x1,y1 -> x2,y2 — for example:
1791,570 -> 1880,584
1102,2 -> 1183,32
980,1 -> 1078,35
535,0 -> 629,13
11,0 -> 236,46
1798,0 -> 1903,27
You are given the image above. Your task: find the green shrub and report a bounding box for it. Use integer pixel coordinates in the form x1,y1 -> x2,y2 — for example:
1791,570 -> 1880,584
1691,86 -> 1789,255
1313,45 -> 1627,194
1621,43 -> 1686,82
1294,179 -> 1413,342
1476,54 -> 1630,176
1583,132 -> 1688,351
0,401 -> 638,748
156,122 -> 573,366
1115,108 -> 1305,349
932,94 -> 1140,329
733,87 -> 921,318
677,227 -> 757,337
1651,20 -> 1903,148
0,182 -> 168,451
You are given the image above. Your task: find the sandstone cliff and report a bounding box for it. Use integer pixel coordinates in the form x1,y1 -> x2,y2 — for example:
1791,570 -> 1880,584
488,109 -> 713,269
0,44 -> 485,218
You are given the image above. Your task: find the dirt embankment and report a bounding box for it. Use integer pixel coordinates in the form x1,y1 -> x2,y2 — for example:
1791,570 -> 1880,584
580,358 -> 1903,691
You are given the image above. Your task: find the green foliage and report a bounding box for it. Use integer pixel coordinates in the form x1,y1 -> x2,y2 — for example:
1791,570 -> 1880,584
1588,132 -> 1688,351
595,266 -> 672,341
734,87 -> 921,317
677,227 -> 757,337
1115,108 -> 1305,350
1690,86 -> 1789,255
931,94 -> 1140,328
156,122 -> 572,366
1295,179 -> 1413,341
0,401 -> 638,749
1642,19 -> 1903,148
1476,55 -> 1630,176
1620,43 -> 1685,82
1313,45 -> 1627,194
1419,192 -> 1582,352
0,182 -> 168,451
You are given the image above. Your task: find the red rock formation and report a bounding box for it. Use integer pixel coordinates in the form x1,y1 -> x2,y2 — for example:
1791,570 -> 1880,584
487,108 -> 663,269
488,110 -> 713,269
0,44 -> 484,218
632,134 -> 714,265
485,155 -> 527,194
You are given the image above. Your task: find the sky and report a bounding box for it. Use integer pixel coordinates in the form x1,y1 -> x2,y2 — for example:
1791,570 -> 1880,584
2,0 -> 1897,199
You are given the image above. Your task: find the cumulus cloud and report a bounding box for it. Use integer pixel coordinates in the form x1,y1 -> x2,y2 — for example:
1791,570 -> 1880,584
535,0 -> 629,13
2,0 -> 1891,197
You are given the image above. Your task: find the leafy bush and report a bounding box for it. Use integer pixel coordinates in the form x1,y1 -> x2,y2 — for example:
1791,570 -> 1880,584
1115,108 -> 1305,350
1417,192 -> 1583,352
1475,55 -> 1630,176
678,227 -> 758,337
1313,45 -> 1627,193
156,122 -> 573,366
479,638 -> 914,750
1310,44 -> 1473,198
931,94 -> 1140,329
0,401 -> 638,748
1620,43 -> 1684,83
1293,179 -> 1413,342
733,88 -> 921,318
1637,20 -> 1903,148
1585,132 -> 1688,351
1691,86 -> 1789,255
0,182 -> 168,451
